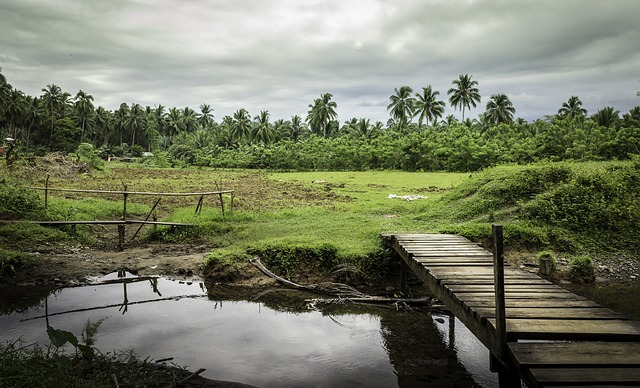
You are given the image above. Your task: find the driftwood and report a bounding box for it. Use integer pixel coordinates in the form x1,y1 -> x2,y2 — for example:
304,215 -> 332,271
249,256 -> 433,308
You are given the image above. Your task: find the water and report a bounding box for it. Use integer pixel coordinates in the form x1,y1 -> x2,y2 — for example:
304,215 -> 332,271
0,274 -> 498,387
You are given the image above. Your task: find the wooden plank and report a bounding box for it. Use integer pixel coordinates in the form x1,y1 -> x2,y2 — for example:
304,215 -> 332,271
474,307 -> 628,320
464,299 -> 601,309
529,367 -> 640,385
407,251 -> 493,257
456,292 -> 583,301
441,278 -> 553,285
447,284 -> 566,293
490,319 -> 640,341
510,342 -> 640,367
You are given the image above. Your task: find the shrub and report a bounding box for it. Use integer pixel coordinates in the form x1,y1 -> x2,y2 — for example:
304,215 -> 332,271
569,255 -> 595,284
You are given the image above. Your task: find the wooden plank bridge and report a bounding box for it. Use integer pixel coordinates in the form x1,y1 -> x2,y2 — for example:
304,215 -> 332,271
383,230 -> 640,388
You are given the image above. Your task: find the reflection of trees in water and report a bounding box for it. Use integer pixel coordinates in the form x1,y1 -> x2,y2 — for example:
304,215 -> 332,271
0,284 -> 56,315
379,310 -> 482,388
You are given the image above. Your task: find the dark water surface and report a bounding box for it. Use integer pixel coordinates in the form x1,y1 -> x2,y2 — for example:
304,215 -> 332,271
0,273 -> 498,387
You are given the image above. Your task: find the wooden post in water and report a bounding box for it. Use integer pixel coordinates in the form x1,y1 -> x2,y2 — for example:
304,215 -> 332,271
492,224 -> 507,359
400,259 -> 408,295
492,224 -> 521,387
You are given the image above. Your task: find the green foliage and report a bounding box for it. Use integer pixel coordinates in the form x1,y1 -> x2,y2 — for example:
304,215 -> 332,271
429,161 -> 639,255
73,143 -> 104,171
247,242 -> 339,277
0,178 -> 45,220
0,249 -> 30,276
570,255 -> 595,283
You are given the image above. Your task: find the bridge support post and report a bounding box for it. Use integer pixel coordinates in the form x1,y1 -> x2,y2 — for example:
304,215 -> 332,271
400,259 -> 408,295
492,224 -> 521,387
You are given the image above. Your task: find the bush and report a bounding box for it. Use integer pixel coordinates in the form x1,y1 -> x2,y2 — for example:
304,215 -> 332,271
0,179 -> 45,220
570,255 -> 595,284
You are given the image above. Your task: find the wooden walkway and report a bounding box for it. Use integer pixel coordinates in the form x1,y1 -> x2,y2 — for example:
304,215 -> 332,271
383,233 -> 640,388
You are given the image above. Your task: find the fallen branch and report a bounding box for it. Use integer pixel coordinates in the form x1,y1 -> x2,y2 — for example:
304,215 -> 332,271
249,256 -> 433,308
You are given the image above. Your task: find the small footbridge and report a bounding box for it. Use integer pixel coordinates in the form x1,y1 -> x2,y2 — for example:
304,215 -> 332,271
383,227 -> 640,387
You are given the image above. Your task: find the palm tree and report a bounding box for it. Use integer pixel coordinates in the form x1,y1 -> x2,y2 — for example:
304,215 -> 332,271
558,95 -> 587,119
113,103 -> 130,145
448,74 -> 481,121
252,110 -> 273,144
4,88 -> 27,139
484,93 -> 516,125
414,85 -> 445,127
591,107 -> 620,128
182,107 -> 198,133
166,107 -> 185,142
306,93 -> 338,137
23,96 -> 45,148
231,108 -> 251,141
94,106 -> 111,145
41,84 -> 68,141
73,90 -> 95,142
197,103 -> 215,131
287,115 -> 306,142
126,103 -> 145,146
387,86 -> 415,128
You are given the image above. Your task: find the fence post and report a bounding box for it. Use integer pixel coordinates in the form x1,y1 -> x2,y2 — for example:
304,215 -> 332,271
44,174 -> 50,209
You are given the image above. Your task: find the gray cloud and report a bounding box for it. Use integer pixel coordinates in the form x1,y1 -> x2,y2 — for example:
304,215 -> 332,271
1,0 -> 639,123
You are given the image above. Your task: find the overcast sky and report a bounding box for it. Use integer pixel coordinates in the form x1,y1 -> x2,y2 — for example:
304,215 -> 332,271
1,0 -> 639,124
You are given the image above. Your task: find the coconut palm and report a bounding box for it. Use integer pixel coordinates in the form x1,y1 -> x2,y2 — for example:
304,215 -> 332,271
484,93 -> 516,125
558,95 -> 587,119
41,84 -> 70,140
4,88 -> 27,138
166,107 -> 185,142
252,110 -> 273,144
113,103 -> 129,145
73,90 -> 95,142
182,107 -> 198,133
306,93 -> 338,137
287,115 -> 306,141
414,85 -> 445,127
231,108 -> 251,141
126,103 -> 145,146
387,86 -> 415,128
591,107 -> 620,128
447,74 -> 481,121
198,103 -> 215,131
94,106 -> 111,145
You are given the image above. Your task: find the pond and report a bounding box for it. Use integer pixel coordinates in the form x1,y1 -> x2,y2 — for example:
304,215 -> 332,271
0,273 -> 499,387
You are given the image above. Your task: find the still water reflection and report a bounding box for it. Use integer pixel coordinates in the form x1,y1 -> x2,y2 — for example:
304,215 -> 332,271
0,274 -> 497,387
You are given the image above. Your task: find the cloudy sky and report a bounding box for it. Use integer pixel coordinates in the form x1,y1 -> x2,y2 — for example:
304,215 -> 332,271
1,0 -> 639,123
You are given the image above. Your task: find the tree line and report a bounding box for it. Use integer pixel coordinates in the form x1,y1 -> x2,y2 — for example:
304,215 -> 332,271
1,69 -> 639,171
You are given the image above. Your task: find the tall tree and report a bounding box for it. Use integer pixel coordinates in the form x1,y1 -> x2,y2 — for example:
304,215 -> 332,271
113,103 -> 130,145
94,106 -> 111,145
4,88 -> 27,138
252,110 -> 273,144
182,107 -> 198,133
447,74 -> 481,121
41,84 -> 70,141
306,93 -> 338,137
197,103 -> 215,131
287,115 -> 306,142
231,108 -> 251,141
414,85 -> 445,127
387,86 -> 415,128
126,103 -> 145,146
484,93 -> 516,125
73,90 -> 95,142
591,106 -> 620,128
558,95 -> 587,119
166,107 -> 185,142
